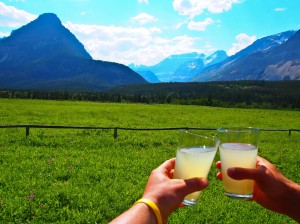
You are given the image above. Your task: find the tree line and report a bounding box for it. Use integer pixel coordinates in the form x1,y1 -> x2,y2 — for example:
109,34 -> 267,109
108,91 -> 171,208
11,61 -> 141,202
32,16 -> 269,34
0,80 -> 299,109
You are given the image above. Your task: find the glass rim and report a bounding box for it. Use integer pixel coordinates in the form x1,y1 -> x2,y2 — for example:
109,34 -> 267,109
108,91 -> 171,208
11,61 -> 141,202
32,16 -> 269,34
180,129 -> 219,142
217,127 -> 260,134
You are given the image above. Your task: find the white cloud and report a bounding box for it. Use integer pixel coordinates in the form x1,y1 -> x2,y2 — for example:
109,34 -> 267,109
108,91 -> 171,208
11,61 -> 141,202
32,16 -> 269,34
138,0 -> 149,4
64,22 -> 202,65
173,0 -> 240,18
131,13 -> 157,25
227,33 -> 257,56
0,31 -> 10,38
274,7 -> 286,12
70,0 -> 90,2
80,11 -> 91,16
0,2 -> 37,27
188,18 -> 214,31
0,1 -> 204,66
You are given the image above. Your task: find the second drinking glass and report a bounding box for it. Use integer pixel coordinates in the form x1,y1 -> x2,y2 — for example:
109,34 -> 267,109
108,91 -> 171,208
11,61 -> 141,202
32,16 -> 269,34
217,127 -> 260,199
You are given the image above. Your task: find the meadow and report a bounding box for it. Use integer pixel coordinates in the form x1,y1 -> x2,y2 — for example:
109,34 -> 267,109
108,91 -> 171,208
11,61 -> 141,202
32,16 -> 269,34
0,98 -> 299,223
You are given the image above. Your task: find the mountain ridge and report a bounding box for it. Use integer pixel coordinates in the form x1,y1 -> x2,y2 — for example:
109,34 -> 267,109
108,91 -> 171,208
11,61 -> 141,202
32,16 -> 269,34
0,13 -> 147,91
0,13 -> 299,91
130,51 -> 227,82
130,30 -> 299,83
191,30 -> 299,81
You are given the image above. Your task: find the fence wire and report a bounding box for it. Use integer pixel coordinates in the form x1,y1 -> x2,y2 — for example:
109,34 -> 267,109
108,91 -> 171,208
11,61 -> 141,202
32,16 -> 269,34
0,125 -> 299,139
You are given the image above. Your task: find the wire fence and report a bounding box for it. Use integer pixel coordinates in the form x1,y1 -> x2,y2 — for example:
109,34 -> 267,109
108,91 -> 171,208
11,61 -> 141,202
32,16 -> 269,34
0,125 -> 299,139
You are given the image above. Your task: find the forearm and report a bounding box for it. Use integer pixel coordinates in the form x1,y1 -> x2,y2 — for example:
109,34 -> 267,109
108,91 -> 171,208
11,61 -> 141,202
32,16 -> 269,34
282,181 -> 300,222
110,203 -> 157,224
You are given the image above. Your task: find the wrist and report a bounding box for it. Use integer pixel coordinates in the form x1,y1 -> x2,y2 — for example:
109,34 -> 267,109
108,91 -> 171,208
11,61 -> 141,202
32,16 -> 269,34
142,193 -> 166,222
134,198 -> 163,224
109,200 -> 158,224
133,202 -> 158,224
281,181 -> 300,222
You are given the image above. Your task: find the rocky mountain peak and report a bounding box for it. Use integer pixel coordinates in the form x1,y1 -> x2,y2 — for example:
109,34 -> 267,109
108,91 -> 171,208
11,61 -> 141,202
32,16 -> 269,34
7,13 -> 62,42
2,13 -> 92,60
0,13 -> 146,90
36,13 -> 62,25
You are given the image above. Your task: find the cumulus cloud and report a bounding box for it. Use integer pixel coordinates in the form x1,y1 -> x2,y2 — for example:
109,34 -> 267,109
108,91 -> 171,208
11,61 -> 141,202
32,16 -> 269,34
274,7 -> 286,11
70,0 -> 90,2
138,0 -> 149,4
173,0 -> 240,18
227,33 -> 257,56
0,2 -> 37,27
0,31 -> 10,38
188,18 -> 214,31
131,13 -> 157,25
80,11 -> 91,16
64,22 -> 202,65
0,1 -> 203,66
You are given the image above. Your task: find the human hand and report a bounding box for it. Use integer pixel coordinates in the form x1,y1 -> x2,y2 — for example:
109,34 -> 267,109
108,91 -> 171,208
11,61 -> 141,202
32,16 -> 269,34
142,158 -> 209,223
216,156 -> 300,221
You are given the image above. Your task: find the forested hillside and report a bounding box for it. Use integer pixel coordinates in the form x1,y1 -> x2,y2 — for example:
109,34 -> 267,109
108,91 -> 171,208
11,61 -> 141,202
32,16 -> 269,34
1,81 -> 299,109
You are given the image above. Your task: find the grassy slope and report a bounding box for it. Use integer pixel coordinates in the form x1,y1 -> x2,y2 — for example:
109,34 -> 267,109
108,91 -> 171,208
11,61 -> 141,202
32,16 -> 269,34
0,99 -> 299,223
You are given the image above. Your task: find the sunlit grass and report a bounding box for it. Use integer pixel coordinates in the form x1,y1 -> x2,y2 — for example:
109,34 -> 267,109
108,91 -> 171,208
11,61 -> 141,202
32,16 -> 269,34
0,99 -> 299,223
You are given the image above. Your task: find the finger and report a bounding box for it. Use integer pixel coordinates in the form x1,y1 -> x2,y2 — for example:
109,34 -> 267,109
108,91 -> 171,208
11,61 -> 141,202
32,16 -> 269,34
182,178 -> 209,195
227,165 -> 267,181
169,169 -> 174,179
157,158 -> 176,173
257,156 -> 267,163
216,161 -> 221,170
179,203 -> 185,208
216,172 -> 222,180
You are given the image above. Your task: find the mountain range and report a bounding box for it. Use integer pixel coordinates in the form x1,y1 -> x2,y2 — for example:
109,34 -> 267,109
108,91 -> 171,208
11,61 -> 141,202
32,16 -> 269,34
192,30 -> 299,81
0,13 -> 147,91
131,30 -> 299,83
0,13 -> 299,92
129,51 -> 228,82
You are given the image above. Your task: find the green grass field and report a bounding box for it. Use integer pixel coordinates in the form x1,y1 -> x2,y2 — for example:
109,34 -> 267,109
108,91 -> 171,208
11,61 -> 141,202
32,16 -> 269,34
0,99 -> 299,223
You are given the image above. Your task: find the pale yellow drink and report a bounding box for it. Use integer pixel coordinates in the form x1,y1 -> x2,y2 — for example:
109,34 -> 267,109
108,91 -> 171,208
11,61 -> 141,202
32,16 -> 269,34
220,143 -> 257,198
173,147 -> 217,205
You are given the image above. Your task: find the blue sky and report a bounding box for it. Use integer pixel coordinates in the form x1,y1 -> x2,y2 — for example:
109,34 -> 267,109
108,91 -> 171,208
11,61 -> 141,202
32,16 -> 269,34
1,0 -> 300,66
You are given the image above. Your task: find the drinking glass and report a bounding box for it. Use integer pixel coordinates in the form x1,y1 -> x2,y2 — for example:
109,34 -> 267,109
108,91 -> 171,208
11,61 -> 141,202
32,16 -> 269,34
173,129 -> 220,205
217,127 -> 260,199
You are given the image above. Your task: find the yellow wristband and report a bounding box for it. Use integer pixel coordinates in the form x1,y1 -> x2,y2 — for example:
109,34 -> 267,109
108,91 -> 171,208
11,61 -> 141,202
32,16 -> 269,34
134,198 -> 162,224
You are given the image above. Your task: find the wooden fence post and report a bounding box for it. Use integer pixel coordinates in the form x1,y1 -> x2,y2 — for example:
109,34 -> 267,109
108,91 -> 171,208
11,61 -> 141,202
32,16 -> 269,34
26,126 -> 30,137
114,128 -> 118,139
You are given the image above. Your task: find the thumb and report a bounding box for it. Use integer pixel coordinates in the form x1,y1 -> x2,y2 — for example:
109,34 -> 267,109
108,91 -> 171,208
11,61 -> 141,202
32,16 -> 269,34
182,178 -> 209,195
227,165 -> 266,181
